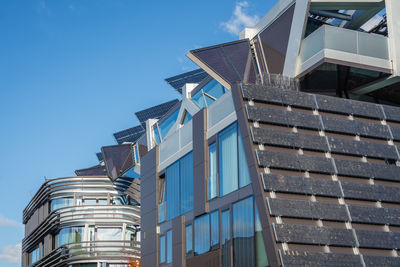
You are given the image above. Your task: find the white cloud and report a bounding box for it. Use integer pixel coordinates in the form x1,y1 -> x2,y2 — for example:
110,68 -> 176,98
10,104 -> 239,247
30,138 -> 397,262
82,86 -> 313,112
0,243 -> 21,264
0,215 -> 21,228
361,14 -> 383,32
220,1 -> 259,35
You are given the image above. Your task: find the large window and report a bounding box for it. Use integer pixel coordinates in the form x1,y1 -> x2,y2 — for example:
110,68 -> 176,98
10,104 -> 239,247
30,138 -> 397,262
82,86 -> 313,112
210,210 -> 219,249
165,152 -> 193,221
185,224 -> 193,254
153,108 -> 180,144
51,197 -> 74,211
192,79 -> 226,109
166,230 -> 172,264
160,235 -> 166,264
217,122 -> 251,197
233,196 -> 255,267
255,207 -> 269,267
194,214 -> 210,255
58,227 -> 84,246
30,246 -> 40,264
208,143 -> 217,200
221,209 -> 231,267
97,228 -> 122,241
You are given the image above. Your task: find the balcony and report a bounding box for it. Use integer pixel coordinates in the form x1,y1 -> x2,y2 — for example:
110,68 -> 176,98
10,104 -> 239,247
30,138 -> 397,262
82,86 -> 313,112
297,25 -> 391,77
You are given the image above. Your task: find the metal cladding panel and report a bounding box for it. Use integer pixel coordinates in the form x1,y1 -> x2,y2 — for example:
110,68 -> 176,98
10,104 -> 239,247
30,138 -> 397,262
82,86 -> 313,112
165,69 -> 208,94
274,223 -> 356,247
190,40 -> 256,85
135,99 -> 179,128
280,251 -> 363,267
258,4 -> 295,74
102,144 -> 134,181
75,165 -> 107,176
113,125 -> 145,144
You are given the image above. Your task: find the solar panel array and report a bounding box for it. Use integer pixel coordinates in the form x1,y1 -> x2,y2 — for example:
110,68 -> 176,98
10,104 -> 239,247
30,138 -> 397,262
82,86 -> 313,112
135,99 -> 179,128
113,125 -> 145,144
96,152 -> 104,162
165,69 -> 208,94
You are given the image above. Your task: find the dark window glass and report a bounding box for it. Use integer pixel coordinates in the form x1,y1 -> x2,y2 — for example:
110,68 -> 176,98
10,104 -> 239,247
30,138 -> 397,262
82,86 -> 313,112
186,224 -> 193,254
210,210 -> 219,248
194,214 -> 210,255
208,142 -> 217,200
166,230 -> 172,264
233,196 -> 255,267
160,235 -> 165,263
219,123 -> 239,196
221,209 -> 231,267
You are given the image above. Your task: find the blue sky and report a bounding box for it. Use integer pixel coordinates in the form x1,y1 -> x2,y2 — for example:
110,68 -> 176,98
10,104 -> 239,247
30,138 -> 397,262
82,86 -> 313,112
0,0 -> 276,265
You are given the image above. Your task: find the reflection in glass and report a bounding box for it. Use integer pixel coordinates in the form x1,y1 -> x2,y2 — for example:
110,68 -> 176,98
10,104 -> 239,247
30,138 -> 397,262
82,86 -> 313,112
97,228 -> 122,241
219,123 -> 238,196
238,129 -> 251,187
31,246 -> 40,264
160,235 -> 165,263
194,214 -> 210,255
192,79 -> 226,108
221,209 -> 231,267
58,227 -> 84,246
84,199 -> 97,205
166,161 -> 180,221
180,152 -> 193,214
210,210 -> 219,249
166,230 -> 172,264
233,196 -> 255,267
51,197 -> 74,211
159,108 -> 180,140
255,206 -> 269,267
153,125 -> 161,145
186,224 -> 193,254
208,143 -> 217,200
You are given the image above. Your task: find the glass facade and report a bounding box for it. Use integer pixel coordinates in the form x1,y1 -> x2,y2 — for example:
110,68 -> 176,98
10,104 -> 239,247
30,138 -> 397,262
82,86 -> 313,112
159,108 -> 180,139
58,227 -> 84,246
186,224 -> 193,254
221,209 -> 231,267
160,235 -> 165,263
217,123 -> 251,197
210,210 -> 219,248
165,152 -> 193,221
208,143 -> 217,200
51,197 -> 74,211
31,246 -> 40,264
255,207 -> 269,267
192,79 -> 226,109
233,196 -> 255,267
166,230 -> 172,264
194,213 -> 210,255
97,228 -> 122,241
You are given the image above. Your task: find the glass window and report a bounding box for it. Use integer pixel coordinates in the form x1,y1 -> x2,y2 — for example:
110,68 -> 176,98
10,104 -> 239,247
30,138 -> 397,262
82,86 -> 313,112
192,79 -> 226,108
181,110 -> 192,125
166,230 -> 172,264
134,145 -> 140,164
160,235 -> 166,263
97,228 -> 122,241
221,209 -> 231,267
159,108 -> 180,140
210,210 -> 219,249
31,246 -> 40,264
58,227 -> 84,246
186,224 -> 193,254
194,214 -> 210,255
98,199 -> 108,205
180,152 -> 193,214
84,199 -> 97,205
219,123 -> 239,196
125,226 -> 138,242
233,196 -> 255,267
51,197 -> 74,211
158,201 -> 165,223
208,143 -> 217,200
238,129 -> 251,188
255,206 -> 269,267
153,125 -> 161,145
166,161 -> 180,221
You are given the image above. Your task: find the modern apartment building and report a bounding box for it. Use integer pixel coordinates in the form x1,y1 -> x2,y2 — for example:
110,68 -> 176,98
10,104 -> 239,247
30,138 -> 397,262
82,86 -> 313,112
23,0 -> 400,266
139,0 -> 400,266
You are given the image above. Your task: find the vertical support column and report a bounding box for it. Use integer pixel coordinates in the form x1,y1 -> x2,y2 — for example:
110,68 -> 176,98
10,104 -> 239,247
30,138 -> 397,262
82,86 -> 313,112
193,109 -> 209,217
141,147 -> 160,267
386,0 -> 400,76
172,216 -> 186,267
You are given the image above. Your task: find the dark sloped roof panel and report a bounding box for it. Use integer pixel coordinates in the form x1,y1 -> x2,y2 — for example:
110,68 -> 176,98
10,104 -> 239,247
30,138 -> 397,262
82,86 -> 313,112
135,99 -> 179,128
102,144 -> 134,181
165,69 -> 208,94
75,165 -> 107,176
113,125 -> 145,144
96,152 -> 104,162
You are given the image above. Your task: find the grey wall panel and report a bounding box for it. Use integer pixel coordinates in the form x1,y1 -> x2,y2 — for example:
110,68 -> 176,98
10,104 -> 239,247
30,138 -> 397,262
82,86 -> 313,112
355,229 -> 396,249
297,154 -> 335,174
251,127 -> 294,148
246,105 -> 288,126
262,173 -> 313,195
256,150 -> 300,170
383,105 -> 400,123
348,205 -> 387,225
280,251 -> 363,267
350,101 -> 385,120
357,120 -> 391,140
280,90 -> 316,109
334,159 -> 372,178
241,84 -> 283,104
274,223 -> 356,246
286,111 -> 322,130
363,255 -> 400,267
316,94 -> 353,115
322,116 -> 359,135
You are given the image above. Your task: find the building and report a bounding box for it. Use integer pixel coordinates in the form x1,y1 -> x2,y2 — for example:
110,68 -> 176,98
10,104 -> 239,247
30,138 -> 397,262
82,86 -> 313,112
140,0 -> 400,266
